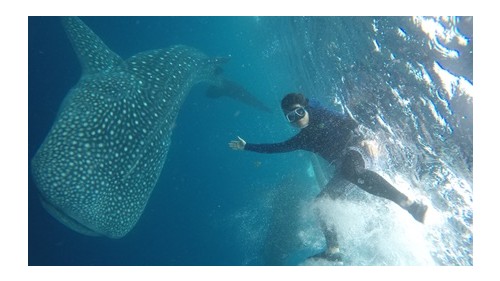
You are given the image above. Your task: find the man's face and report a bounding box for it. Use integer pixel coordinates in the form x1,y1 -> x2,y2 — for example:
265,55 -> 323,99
285,104 -> 310,129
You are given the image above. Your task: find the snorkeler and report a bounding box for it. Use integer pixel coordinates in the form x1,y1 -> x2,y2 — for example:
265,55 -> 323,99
229,93 -> 428,263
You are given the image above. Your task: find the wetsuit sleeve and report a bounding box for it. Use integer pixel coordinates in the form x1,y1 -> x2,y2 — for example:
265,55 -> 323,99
244,137 -> 300,154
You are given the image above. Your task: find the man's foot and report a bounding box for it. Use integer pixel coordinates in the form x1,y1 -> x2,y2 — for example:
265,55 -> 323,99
406,201 -> 428,223
308,247 -> 343,263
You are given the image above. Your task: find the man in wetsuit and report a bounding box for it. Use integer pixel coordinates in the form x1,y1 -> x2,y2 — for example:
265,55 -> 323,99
229,93 -> 428,262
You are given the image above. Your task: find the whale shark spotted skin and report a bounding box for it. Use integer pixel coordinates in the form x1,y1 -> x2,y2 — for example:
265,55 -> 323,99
31,17 -> 226,238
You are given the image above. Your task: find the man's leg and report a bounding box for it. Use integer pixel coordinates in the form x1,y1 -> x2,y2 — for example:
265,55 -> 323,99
340,149 -> 428,223
309,179 -> 348,262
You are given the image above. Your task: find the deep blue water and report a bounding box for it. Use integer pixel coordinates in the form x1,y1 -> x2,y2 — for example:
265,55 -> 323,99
28,16 -> 473,266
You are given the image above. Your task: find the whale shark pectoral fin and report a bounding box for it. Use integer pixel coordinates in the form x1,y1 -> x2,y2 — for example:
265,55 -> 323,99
62,17 -> 124,75
205,79 -> 273,113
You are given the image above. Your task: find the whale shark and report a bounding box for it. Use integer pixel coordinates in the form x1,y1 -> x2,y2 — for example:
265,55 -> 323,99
31,17 -> 228,238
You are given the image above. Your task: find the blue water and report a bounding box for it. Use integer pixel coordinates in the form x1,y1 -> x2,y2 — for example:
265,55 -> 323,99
28,16 -> 473,266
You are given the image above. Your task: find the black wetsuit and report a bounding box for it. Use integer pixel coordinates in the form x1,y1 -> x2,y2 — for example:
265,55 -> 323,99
245,102 -> 358,162
244,101 -> 410,249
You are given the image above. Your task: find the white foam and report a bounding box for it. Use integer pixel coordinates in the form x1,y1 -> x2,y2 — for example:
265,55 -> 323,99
305,195 -> 435,265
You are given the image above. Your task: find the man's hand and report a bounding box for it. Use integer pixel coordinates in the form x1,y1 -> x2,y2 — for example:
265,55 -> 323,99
229,136 -> 246,151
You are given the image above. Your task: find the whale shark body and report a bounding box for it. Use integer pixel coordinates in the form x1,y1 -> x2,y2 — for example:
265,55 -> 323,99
31,17 -> 227,238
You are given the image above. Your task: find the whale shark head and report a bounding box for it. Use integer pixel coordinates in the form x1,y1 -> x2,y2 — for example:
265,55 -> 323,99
31,17 -> 227,238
